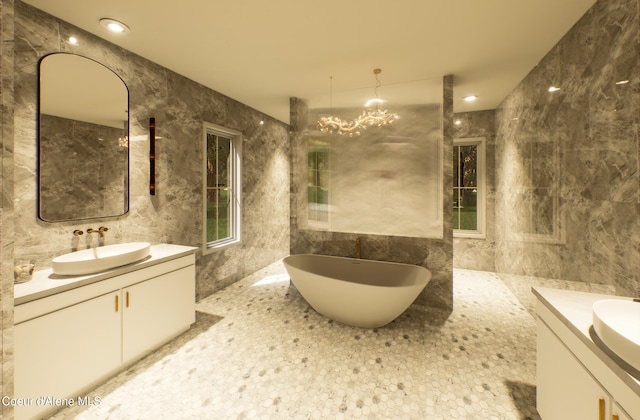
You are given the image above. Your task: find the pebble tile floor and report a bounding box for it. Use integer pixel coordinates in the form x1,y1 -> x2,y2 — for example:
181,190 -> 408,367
51,263 -> 548,419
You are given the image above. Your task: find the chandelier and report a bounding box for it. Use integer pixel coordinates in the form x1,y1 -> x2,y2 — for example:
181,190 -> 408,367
317,69 -> 399,137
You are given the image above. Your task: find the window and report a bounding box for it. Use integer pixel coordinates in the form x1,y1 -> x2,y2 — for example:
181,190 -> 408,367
453,137 -> 485,238
203,122 -> 241,253
307,143 -> 330,225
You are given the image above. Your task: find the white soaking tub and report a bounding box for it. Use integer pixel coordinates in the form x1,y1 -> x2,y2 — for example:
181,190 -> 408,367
283,254 -> 431,328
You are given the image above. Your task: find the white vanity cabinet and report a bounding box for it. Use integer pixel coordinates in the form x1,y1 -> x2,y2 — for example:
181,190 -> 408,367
122,265 -> 195,363
613,403 -> 633,420
537,319 -> 631,419
534,288 -> 639,420
15,291 -> 122,420
14,249 -> 196,420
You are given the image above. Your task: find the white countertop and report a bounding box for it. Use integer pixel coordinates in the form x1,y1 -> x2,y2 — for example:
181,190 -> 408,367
15,243 -> 197,305
532,286 -> 640,395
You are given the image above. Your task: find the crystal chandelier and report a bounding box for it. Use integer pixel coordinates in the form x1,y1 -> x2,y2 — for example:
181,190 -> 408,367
317,69 -> 399,137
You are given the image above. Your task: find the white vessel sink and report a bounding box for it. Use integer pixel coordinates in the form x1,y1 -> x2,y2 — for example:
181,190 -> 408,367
52,242 -> 151,275
592,299 -> 640,372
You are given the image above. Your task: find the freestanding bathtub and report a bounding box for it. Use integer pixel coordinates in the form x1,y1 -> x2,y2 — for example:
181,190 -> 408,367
283,254 -> 431,328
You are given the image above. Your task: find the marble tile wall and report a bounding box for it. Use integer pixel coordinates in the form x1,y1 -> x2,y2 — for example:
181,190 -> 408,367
495,0 -> 640,297
11,1 -> 290,301
1,0 -> 16,416
453,110 -> 496,272
289,76 -> 454,311
0,4 -> 291,415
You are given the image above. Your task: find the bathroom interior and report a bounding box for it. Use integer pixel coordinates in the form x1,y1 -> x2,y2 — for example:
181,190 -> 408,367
1,0 -> 639,418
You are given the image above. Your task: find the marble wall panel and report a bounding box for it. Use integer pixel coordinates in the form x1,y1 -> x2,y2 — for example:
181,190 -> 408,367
11,1 -> 291,305
495,0 -> 640,297
289,75 -> 454,311
452,110 -> 496,272
302,104 -> 442,238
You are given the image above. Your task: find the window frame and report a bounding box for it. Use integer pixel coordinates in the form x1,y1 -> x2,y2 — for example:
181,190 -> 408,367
453,137 -> 486,239
202,122 -> 242,254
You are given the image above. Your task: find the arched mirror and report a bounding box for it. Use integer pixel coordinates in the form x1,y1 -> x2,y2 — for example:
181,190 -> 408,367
38,53 -> 129,222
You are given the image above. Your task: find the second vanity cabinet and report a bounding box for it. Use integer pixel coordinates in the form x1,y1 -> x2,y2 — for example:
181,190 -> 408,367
14,251 -> 195,420
534,288 -> 639,420
537,319 -> 632,420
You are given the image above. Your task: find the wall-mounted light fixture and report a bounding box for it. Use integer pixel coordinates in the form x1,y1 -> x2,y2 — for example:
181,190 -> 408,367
150,118 -> 156,195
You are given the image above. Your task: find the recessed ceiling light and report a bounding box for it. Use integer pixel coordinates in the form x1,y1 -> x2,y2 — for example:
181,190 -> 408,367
68,36 -> 78,45
100,18 -> 130,34
463,95 -> 477,102
548,86 -> 561,92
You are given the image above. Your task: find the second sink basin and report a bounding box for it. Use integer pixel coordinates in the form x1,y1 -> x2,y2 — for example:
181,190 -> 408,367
592,299 -> 640,372
52,242 -> 151,275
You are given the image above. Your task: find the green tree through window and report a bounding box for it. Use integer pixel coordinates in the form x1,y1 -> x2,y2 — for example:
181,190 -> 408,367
453,138 -> 485,237
308,147 -> 329,223
206,133 -> 232,242
203,122 -> 241,252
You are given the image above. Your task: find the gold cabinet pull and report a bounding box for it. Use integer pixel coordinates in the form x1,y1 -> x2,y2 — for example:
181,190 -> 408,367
126,291 -> 130,308
598,399 -> 605,420
115,295 -> 119,312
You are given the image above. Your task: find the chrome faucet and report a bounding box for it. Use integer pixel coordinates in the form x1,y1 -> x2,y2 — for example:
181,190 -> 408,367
355,238 -> 361,259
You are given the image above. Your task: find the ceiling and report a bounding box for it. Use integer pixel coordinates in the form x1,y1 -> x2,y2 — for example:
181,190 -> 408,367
24,0 -> 597,123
